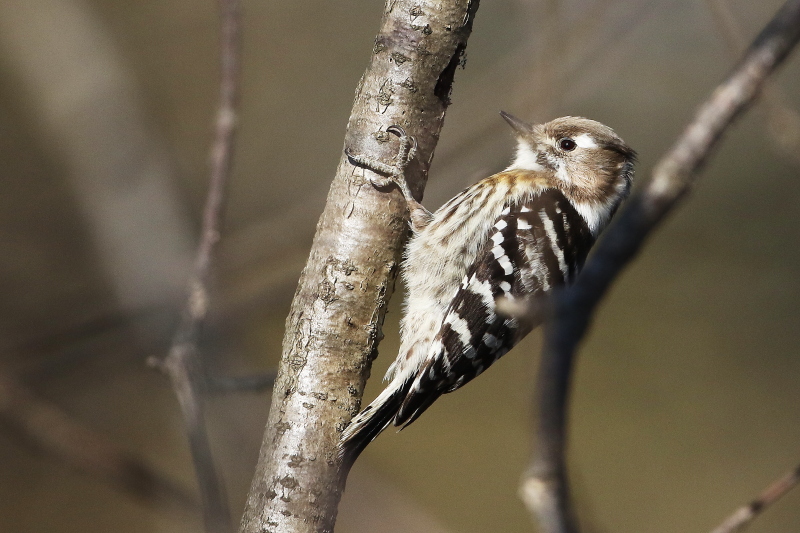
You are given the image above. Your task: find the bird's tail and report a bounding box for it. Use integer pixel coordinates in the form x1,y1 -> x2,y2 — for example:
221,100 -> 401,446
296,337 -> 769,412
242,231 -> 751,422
338,380 -> 409,469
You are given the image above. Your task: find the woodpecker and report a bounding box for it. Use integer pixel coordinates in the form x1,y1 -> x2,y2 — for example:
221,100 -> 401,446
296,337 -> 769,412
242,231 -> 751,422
340,113 -> 635,466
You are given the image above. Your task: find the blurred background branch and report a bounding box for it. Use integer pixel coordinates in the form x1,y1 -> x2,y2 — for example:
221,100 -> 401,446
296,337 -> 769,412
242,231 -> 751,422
710,463 -> 800,533
523,1 -> 800,532
0,0 -> 194,314
0,370 -> 197,513
148,0 -> 242,532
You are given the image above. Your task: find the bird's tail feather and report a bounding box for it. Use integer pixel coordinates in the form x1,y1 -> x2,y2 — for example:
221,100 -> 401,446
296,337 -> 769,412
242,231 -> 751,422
338,381 -> 409,469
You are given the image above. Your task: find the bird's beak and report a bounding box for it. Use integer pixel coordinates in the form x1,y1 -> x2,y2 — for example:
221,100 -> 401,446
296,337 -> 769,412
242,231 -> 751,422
500,111 -> 533,136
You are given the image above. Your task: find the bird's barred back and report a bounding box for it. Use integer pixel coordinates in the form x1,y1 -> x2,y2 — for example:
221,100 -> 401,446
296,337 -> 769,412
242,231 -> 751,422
395,189 -> 594,426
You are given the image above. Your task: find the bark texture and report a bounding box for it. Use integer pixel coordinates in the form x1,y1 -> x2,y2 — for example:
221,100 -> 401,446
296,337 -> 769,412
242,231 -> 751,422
239,2 -> 479,532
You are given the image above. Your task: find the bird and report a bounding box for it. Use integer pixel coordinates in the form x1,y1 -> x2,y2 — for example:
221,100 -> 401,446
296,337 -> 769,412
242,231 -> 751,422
340,112 -> 636,467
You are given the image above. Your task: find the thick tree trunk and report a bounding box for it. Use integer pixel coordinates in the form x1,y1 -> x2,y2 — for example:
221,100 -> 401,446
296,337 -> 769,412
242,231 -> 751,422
238,2 -> 479,532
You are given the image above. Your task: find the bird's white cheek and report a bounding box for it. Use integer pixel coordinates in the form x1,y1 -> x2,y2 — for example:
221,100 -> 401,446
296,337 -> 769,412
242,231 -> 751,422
555,160 -> 571,184
507,142 -> 546,172
573,133 -> 598,149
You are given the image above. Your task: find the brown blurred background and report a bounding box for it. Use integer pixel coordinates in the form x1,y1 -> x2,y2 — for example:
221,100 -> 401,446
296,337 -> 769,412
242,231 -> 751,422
1,0 -> 799,532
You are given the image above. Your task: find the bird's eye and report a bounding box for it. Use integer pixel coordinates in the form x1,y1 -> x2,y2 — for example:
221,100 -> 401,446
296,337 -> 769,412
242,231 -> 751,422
558,138 -> 577,151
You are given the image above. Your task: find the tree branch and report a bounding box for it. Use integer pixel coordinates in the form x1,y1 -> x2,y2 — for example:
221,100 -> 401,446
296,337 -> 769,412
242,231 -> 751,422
238,2 -> 479,532
709,463 -> 800,533
150,1 -> 241,531
0,373 -> 197,513
522,2 -> 800,532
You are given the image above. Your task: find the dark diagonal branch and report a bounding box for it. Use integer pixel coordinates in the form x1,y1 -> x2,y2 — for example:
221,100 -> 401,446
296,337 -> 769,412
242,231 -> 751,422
0,373 -> 197,513
709,463 -> 800,533
238,2 -> 480,533
149,1 -> 241,532
522,2 -> 800,532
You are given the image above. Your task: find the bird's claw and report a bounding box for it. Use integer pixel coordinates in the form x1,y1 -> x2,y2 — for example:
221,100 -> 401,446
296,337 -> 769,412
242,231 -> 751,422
344,125 -> 432,230
386,125 -> 417,167
344,124 -> 417,180
369,174 -> 395,189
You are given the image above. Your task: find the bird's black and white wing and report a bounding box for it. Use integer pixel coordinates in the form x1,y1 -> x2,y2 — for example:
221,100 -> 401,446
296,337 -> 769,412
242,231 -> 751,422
394,189 -> 594,427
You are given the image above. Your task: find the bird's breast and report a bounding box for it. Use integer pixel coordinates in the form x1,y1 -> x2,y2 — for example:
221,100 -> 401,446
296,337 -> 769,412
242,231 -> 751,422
391,170 -> 550,380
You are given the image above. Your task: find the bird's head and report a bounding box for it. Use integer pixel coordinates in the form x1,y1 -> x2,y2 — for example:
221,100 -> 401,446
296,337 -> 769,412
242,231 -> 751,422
501,112 -> 636,233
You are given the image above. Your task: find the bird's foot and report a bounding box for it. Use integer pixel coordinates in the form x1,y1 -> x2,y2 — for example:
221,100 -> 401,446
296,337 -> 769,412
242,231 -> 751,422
345,126 -> 431,230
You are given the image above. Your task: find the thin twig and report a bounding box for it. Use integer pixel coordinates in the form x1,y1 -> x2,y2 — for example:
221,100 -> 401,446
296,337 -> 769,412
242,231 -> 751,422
709,463 -> 800,533
0,373 -> 197,513
152,1 -> 241,532
522,2 -> 800,532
